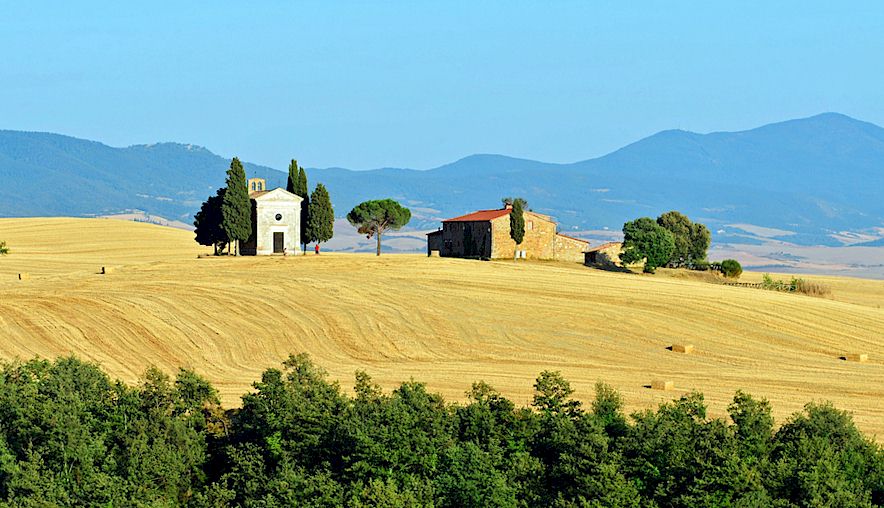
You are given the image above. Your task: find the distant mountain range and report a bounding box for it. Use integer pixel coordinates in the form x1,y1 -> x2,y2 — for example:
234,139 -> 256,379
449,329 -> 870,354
1,113 -> 883,248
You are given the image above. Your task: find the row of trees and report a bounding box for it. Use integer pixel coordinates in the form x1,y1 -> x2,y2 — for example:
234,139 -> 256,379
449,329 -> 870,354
0,355 -> 881,506
621,211 -> 711,272
194,158 -> 334,255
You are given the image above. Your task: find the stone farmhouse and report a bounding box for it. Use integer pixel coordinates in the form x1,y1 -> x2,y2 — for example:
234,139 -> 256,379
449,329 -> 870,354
426,203 -> 589,262
240,178 -> 303,255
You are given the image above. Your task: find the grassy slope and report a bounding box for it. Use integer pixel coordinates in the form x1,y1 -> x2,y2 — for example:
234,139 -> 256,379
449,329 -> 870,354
1,218 -> 882,439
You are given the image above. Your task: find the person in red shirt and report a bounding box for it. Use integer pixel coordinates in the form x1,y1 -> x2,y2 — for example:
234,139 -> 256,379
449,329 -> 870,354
314,243 -> 320,255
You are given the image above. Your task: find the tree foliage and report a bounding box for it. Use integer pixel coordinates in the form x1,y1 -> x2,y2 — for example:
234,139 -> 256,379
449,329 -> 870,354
656,211 -> 710,267
287,160 -> 312,252
299,167 -> 312,250
193,188 -> 228,255
720,259 -> 743,278
1,355 -> 881,506
220,157 -> 252,255
346,199 -> 411,256
307,183 -> 334,244
509,197 -> 526,257
621,217 -> 676,272
286,159 -> 299,195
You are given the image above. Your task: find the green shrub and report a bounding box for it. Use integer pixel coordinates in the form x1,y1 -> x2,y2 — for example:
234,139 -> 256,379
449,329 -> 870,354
719,259 -> 742,278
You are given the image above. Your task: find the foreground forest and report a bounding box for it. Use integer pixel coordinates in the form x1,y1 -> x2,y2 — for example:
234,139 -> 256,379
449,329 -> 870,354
0,356 -> 881,507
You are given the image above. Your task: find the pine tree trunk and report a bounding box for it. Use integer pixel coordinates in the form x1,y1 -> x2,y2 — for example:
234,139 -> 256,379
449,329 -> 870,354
376,232 -> 382,256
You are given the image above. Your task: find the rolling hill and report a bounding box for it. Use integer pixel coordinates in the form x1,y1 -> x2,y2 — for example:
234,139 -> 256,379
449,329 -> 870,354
1,218 -> 882,439
1,113 -> 883,249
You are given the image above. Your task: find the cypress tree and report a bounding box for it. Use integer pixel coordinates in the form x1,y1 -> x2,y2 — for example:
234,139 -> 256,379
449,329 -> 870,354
286,159 -> 298,194
509,198 -> 526,260
296,166 -> 311,253
307,183 -> 334,246
221,157 -> 252,255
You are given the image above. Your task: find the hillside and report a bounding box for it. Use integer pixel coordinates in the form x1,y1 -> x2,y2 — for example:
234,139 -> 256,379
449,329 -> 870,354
1,218 -> 882,438
2,113 -> 883,249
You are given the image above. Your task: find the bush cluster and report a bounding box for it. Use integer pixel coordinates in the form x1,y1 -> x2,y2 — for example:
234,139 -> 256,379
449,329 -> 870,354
719,259 -> 743,278
0,356 -> 880,507
760,274 -> 832,297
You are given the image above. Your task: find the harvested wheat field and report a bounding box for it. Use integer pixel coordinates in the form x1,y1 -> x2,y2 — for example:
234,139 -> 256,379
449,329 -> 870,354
1,218 -> 883,439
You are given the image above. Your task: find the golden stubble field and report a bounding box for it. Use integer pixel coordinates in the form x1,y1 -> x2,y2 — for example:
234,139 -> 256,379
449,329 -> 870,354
1,218 -> 883,439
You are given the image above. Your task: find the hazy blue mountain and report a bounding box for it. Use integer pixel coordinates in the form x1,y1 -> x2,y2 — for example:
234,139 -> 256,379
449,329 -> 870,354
1,113 -> 882,246
0,131 -> 282,220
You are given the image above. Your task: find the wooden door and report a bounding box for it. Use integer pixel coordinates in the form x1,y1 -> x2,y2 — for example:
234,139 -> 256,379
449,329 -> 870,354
273,232 -> 284,253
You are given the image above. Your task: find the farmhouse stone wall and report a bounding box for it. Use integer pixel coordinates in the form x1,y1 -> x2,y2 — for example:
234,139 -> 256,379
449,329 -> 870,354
553,234 -> 590,263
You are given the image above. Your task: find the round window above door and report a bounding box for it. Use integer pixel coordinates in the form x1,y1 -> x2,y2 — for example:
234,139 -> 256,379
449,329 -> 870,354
275,213 -> 282,221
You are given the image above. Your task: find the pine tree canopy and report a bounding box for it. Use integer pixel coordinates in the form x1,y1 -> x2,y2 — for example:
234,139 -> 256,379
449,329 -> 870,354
307,183 -> 334,244
221,157 -> 252,250
346,199 -> 411,255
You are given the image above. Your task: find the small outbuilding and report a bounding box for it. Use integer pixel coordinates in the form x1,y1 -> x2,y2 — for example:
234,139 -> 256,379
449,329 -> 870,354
584,242 -> 624,268
240,178 -> 303,255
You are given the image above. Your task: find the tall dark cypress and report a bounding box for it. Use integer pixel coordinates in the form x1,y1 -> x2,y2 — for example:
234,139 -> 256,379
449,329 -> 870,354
296,166 -> 311,253
510,198 -> 526,259
307,183 -> 334,245
221,157 -> 252,255
286,159 -> 298,194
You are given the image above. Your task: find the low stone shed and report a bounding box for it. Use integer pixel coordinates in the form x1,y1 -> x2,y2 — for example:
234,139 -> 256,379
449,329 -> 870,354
583,242 -> 624,268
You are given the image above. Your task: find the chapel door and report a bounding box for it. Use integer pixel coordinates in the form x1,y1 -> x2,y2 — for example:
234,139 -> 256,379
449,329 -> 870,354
273,232 -> 284,253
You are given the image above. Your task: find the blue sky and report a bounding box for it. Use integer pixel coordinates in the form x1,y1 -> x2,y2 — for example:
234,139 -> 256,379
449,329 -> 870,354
2,2 -> 883,169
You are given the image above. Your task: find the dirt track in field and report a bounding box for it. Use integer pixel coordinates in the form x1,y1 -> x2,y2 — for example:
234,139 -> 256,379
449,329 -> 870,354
1,218 -> 882,438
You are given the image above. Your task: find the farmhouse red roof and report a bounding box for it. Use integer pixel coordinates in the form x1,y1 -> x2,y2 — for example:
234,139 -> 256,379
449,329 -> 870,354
442,208 -> 511,222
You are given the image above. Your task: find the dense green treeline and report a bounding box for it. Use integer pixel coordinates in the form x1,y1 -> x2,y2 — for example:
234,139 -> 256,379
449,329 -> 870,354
0,356 -> 881,507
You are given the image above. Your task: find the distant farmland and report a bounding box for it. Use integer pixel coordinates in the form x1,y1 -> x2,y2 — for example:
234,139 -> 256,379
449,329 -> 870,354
1,218 -> 882,439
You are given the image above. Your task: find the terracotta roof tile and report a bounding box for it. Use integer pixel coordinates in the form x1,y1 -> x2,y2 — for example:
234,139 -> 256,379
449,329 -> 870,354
443,208 -> 511,222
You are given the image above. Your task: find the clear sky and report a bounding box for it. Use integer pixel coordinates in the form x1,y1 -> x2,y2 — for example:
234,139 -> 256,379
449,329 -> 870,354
2,2 -> 883,169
